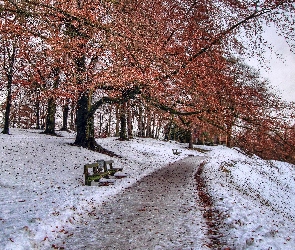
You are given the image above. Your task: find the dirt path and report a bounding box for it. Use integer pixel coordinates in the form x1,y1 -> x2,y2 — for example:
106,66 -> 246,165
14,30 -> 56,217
63,156 -> 208,250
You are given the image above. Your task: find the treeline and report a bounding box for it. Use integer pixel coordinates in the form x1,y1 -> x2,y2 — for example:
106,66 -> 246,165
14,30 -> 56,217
0,0 -> 295,163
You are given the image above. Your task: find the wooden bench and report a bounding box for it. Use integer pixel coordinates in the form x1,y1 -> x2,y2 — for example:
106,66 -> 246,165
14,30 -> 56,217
84,161 -> 106,186
172,149 -> 181,155
104,160 -> 123,172
84,160 -> 125,186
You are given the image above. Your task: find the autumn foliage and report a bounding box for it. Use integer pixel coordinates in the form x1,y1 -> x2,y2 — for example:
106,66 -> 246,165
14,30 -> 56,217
0,0 -> 295,162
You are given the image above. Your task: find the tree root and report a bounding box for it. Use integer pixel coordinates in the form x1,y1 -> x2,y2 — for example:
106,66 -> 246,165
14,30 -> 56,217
72,139 -> 121,158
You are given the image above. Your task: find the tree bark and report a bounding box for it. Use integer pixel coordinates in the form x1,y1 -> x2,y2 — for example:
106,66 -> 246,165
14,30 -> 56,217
44,97 -> 56,134
75,91 -> 91,147
107,105 -> 112,136
35,99 -> 40,129
115,104 -> 120,137
99,113 -> 103,137
138,104 -> 144,137
74,91 -> 99,148
75,89 -> 122,149
226,126 -> 232,148
189,127 -> 194,149
44,67 -> 60,135
146,107 -> 152,138
119,102 -> 128,140
60,102 -> 69,131
2,46 -> 16,135
2,73 -> 13,134
70,101 -> 76,131
127,101 -> 133,139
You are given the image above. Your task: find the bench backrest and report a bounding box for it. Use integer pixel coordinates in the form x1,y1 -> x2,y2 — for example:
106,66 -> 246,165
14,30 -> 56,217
84,163 -> 99,175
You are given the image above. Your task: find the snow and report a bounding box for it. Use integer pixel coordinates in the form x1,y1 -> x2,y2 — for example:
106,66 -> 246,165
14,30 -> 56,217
203,146 -> 295,249
0,128 -> 294,249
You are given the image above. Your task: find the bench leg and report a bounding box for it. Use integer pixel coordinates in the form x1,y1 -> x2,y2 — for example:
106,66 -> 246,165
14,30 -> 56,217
85,175 -> 91,186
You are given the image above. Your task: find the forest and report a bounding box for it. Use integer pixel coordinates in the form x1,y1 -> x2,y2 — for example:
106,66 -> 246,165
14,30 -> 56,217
1,0 -> 295,163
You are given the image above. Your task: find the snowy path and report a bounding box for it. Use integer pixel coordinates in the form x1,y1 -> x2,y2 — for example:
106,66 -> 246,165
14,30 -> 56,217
62,156 -> 208,250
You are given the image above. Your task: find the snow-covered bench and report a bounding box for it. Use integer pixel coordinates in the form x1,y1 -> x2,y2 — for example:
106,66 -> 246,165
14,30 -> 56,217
84,161 -> 105,186
84,160 -> 125,186
104,160 -> 123,172
172,149 -> 181,155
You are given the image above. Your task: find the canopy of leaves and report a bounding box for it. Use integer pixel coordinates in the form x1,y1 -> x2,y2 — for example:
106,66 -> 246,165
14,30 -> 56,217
0,0 -> 295,161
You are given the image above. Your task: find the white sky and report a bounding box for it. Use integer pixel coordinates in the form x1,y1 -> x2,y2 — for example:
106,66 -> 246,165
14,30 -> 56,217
246,26 -> 295,103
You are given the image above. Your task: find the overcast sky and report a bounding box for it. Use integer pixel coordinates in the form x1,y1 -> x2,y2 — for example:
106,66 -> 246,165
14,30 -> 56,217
246,26 -> 295,103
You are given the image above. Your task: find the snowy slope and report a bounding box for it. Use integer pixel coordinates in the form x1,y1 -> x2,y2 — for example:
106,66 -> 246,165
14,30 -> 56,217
0,129 -> 200,249
203,146 -> 295,249
0,129 -> 294,249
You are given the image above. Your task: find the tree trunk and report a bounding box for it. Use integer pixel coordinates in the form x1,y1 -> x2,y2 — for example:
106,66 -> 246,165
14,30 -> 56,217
2,73 -> 12,134
189,127 -> 194,149
138,104 -> 144,137
61,102 -> 69,131
73,55 -> 97,148
119,102 -> 128,140
70,102 -> 76,131
99,113 -> 103,137
146,108 -> 152,138
74,91 -> 102,149
151,114 -> 156,138
2,46 -> 16,135
155,120 -> 160,139
35,99 -> 40,129
44,97 -> 56,134
127,101 -> 133,139
34,84 -> 41,129
115,104 -> 120,137
168,121 -> 173,140
44,67 -> 59,135
107,105 -> 113,136
226,126 -> 232,148
75,91 -> 91,147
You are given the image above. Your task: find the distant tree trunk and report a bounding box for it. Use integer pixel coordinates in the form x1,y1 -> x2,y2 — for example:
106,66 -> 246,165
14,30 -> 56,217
2,46 -> 16,135
44,67 -> 60,135
119,102 -> 128,140
226,126 -> 232,148
33,83 -> 41,129
168,121 -> 173,140
155,120 -> 160,139
188,127 -> 194,149
146,107 -> 152,138
107,105 -> 113,136
151,114 -> 156,138
2,73 -> 13,134
60,102 -> 69,131
127,101 -> 133,139
99,113 -> 103,137
70,102 -> 76,131
44,97 -> 56,134
35,99 -> 40,129
115,104 -> 120,137
138,104 -> 144,137
225,117 -> 235,147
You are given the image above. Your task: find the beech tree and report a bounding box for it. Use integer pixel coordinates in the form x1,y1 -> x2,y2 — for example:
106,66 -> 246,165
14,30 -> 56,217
0,10 -> 31,134
0,39 -> 17,134
1,0 -> 294,161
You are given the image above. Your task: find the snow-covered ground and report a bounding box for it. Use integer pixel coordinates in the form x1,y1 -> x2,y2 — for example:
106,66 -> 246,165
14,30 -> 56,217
0,128 -> 294,249
203,146 -> 295,249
